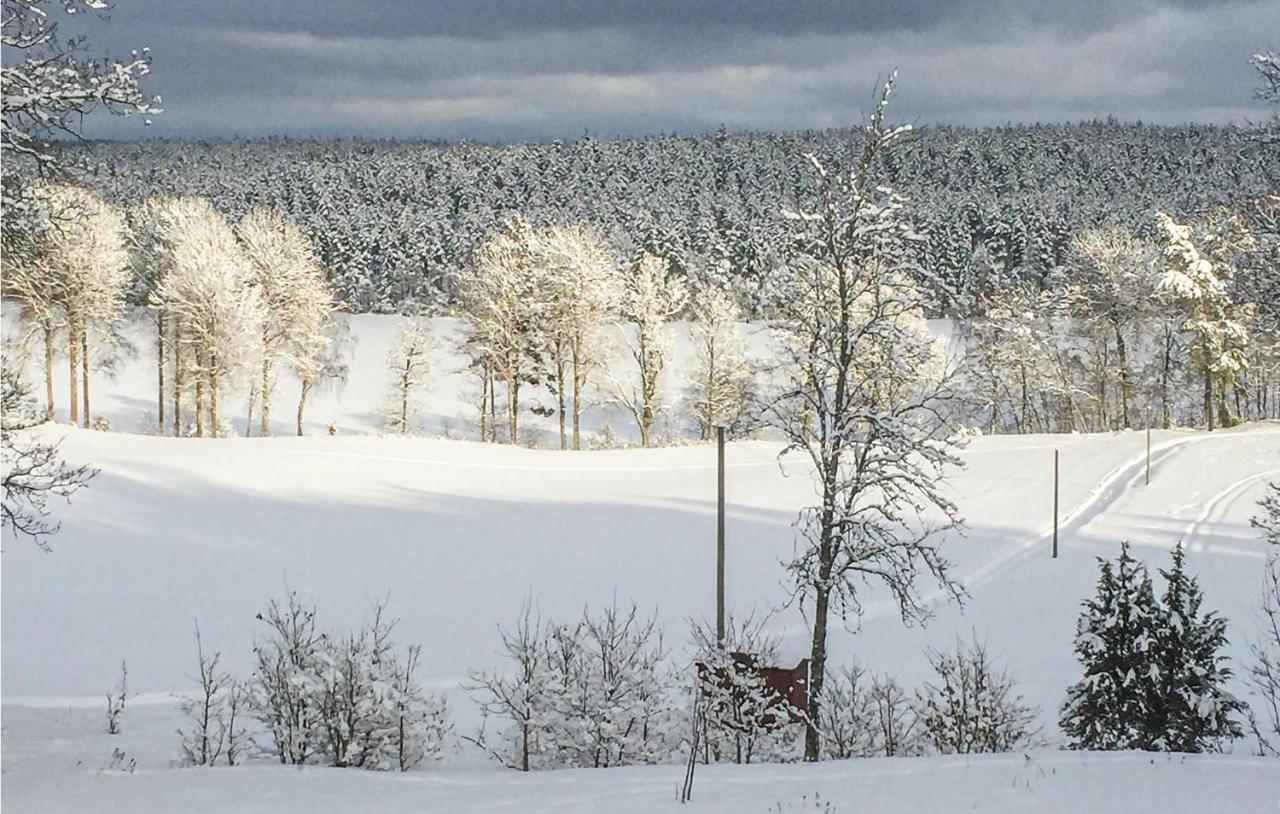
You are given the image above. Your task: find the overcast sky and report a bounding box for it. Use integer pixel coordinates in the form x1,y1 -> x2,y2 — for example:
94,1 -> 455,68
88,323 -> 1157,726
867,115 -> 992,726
68,0 -> 1277,142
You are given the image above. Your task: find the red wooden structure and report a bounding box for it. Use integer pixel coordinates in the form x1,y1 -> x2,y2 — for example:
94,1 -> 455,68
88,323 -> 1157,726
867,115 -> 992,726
697,652 -> 810,727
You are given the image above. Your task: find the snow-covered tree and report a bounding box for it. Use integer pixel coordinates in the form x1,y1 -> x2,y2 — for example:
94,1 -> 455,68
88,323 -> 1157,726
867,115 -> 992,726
528,223 -> 617,450
611,253 -> 687,447
295,318 -> 352,436
915,636 -> 1039,754
149,197 -> 265,437
458,217 -> 542,444
12,182 -> 131,426
0,363 -> 95,549
1155,544 -> 1243,752
1068,227 -> 1158,429
1,0 -> 157,256
1255,481 -> 1280,547
687,284 -> 755,439
1246,555 -> 1280,755
235,207 -> 337,436
382,318 -> 433,435
1061,542 -> 1164,751
1155,212 -> 1250,431
764,75 -> 964,761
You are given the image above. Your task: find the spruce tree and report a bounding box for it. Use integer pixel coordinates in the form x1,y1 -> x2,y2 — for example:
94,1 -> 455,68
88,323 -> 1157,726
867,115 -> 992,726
1155,544 -> 1243,752
1061,542 -> 1164,750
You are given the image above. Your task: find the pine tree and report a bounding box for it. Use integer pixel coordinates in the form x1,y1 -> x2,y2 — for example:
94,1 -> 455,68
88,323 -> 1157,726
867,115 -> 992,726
1061,542 -> 1164,750
1155,544 -> 1243,752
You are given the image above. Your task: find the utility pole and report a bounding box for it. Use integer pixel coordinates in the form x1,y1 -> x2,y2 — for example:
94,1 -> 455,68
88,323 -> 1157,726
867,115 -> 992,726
716,425 -> 726,647
1052,448 -> 1059,559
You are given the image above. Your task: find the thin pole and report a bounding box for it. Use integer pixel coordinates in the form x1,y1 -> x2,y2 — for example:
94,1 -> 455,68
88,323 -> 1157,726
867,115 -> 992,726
1052,448 -> 1059,559
1145,408 -> 1151,486
716,425 -> 726,647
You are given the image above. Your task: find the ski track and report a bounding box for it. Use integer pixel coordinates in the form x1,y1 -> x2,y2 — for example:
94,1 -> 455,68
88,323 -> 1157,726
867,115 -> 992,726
906,428 -> 1280,615
1182,468 -> 1280,555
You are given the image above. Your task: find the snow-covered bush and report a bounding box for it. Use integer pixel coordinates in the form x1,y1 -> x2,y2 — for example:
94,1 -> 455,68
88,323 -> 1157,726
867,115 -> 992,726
105,661 -> 128,735
818,661 -> 922,759
692,617 -> 802,765
915,637 -> 1039,754
178,625 -> 247,766
469,599 -> 680,770
249,593 -> 450,770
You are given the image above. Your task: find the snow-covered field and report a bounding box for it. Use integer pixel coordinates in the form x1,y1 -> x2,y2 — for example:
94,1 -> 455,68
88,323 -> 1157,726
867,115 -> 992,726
3,314 -> 1279,812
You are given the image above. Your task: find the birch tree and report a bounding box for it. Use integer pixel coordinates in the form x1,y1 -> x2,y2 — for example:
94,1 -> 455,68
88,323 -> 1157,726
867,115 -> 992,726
236,207 -> 337,436
764,75 -> 964,761
150,197 -> 264,437
611,253 -> 686,447
530,224 -> 617,450
16,182 -> 131,427
1068,226 -> 1157,429
687,284 -> 755,439
459,217 -> 541,444
383,318 -> 432,435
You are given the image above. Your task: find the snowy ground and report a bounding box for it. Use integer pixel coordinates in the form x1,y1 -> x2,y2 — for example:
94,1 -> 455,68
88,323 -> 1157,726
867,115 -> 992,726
2,314 -> 1279,812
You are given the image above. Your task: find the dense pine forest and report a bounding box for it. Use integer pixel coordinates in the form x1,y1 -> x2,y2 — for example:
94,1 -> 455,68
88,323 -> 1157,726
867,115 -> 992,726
61,121 -> 1278,315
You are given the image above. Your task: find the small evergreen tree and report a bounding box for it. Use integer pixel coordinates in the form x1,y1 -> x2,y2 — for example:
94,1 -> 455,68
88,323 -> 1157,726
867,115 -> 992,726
1061,542 -> 1164,750
1156,544 -> 1243,752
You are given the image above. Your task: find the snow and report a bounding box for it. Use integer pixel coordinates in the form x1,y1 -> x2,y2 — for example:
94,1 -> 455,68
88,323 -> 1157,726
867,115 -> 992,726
3,313 -> 1279,812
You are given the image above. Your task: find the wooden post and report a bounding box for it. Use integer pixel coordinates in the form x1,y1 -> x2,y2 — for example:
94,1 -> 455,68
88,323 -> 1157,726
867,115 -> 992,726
1145,408 -> 1151,486
1052,448 -> 1059,559
716,425 -> 726,647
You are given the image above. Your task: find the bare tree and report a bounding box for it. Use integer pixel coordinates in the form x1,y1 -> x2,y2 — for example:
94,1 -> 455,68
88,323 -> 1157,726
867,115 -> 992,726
687,283 -> 755,439
764,74 -> 965,761
382,318 -> 433,435
611,254 -> 687,447
1,365 -> 95,550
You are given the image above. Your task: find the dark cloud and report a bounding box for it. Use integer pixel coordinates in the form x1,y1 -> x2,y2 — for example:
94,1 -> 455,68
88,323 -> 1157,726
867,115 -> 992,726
63,0 -> 1276,141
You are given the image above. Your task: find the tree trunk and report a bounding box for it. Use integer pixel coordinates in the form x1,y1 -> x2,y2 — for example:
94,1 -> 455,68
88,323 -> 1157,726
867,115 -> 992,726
572,344 -> 584,451
400,370 -> 410,434
297,381 -> 309,436
804,521 -> 834,762
1159,325 -> 1173,429
478,363 -> 489,442
488,369 -> 498,443
261,356 -> 272,436
42,318 -> 54,421
80,328 -> 90,428
209,373 -> 219,438
507,375 -> 519,445
172,320 -> 183,437
1204,366 -> 1214,432
195,370 -> 205,438
68,315 -> 79,425
1113,322 -> 1132,429
245,382 -> 256,437
156,312 -> 165,431
556,356 -> 567,451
